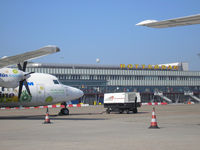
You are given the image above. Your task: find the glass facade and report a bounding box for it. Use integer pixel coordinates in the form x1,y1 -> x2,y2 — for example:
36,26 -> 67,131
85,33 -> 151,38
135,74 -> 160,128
24,63 -> 200,103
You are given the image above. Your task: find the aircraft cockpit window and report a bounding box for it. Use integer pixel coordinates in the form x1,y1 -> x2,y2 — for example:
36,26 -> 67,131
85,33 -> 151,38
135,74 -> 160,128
53,80 -> 59,84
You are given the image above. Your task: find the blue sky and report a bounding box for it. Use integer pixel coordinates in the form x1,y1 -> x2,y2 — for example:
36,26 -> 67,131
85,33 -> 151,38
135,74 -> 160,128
1,0 -> 200,70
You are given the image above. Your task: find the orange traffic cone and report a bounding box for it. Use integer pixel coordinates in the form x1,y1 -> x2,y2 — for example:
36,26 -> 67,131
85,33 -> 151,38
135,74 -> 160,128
149,107 -> 159,129
43,108 -> 51,124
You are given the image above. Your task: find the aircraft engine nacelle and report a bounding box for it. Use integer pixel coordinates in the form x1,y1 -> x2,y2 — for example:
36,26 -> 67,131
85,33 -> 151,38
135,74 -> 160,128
0,79 -> 19,88
0,68 -> 27,88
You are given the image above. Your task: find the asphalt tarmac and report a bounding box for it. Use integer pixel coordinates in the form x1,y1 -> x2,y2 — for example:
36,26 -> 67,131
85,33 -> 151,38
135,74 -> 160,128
0,104 -> 200,150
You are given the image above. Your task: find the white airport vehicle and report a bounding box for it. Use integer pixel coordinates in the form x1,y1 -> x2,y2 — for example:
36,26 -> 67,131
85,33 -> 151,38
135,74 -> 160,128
104,92 -> 141,114
136,14 -> 200,28
0,46 -> 84,115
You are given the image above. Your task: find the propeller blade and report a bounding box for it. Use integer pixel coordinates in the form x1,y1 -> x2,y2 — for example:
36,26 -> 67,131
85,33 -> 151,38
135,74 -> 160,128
18,81 -> 23,99
24,72 -> 35,76
23,61 -> 27,72
24,80 -> 31,96
17,63 -> 22,71
17,61 -> 31,99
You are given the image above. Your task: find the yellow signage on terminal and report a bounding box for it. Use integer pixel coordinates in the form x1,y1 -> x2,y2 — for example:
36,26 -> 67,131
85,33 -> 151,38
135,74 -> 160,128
120,64 -> 179,70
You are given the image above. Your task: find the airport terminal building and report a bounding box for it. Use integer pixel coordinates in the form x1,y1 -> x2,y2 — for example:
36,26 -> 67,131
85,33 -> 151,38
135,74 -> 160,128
24,62 -> 200,104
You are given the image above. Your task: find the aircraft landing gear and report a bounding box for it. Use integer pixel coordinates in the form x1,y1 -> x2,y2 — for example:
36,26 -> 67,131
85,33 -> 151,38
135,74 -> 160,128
59,102 -> 69,115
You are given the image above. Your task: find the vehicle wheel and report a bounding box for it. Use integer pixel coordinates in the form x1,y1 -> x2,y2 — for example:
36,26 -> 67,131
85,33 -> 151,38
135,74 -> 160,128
133,108 -> 138,113
59,108 -> 69,115
106,108 -> 111,114
119,109 -> 124,114
126,109 -> 130,114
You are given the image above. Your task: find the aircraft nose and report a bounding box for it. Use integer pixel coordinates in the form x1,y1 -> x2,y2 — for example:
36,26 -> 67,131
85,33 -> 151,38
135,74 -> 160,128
74,88 -> 84,99
65,86 -> 84,100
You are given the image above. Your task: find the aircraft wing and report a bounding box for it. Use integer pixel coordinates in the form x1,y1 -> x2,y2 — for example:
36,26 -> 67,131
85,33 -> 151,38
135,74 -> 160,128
136,14 -> 200,28
0,45 -> 60,68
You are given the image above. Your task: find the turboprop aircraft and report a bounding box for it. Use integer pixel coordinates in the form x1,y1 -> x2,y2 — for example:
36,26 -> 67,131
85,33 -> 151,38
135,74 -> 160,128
136,14 -> 200,28
0,46 -> 84,115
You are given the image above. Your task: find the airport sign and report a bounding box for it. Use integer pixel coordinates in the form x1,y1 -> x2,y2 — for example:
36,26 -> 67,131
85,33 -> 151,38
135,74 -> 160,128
120,64 -> 179,70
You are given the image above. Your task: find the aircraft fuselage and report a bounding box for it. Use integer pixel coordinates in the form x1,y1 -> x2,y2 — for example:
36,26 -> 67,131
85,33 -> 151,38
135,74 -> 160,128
0,72 -> 83,107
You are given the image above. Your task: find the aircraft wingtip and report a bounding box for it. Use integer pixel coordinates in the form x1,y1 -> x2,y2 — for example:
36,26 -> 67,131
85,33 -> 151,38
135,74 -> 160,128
136,20 -> 158,26
56,47 -> 60,52
44,45 -> 60,52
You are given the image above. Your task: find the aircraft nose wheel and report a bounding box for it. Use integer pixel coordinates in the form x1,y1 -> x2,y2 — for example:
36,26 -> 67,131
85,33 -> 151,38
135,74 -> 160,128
59,102 -> 69,115
59,108 -> 69,115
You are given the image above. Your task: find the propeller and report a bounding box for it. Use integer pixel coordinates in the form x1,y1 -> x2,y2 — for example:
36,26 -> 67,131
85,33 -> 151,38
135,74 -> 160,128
17,61 -> 34,99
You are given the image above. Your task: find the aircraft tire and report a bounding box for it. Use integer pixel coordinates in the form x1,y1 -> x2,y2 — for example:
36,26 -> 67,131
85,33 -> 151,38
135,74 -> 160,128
60,108 -> 69,115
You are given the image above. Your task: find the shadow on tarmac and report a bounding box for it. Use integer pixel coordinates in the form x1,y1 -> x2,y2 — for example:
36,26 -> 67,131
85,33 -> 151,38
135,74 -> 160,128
0,111 -> 148,120
0,114 -> 106,120
102,111 -> 149,114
